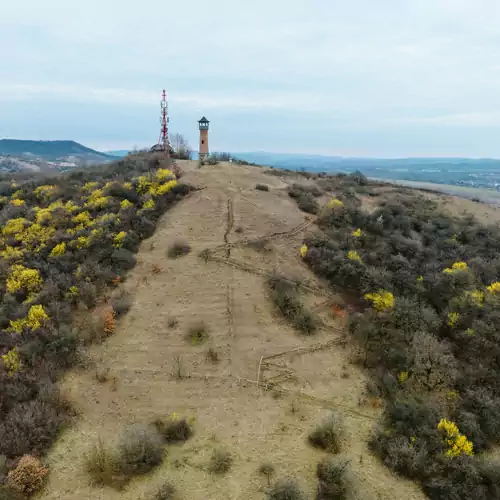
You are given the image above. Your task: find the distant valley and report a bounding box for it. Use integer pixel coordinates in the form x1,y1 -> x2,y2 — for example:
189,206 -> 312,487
234,152 -> 500,193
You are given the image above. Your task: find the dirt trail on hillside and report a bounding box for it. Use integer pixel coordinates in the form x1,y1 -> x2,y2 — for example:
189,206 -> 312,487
41,162 -> 425,500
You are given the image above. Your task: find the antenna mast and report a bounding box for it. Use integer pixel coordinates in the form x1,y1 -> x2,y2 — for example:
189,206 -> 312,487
158,89 -> 170,157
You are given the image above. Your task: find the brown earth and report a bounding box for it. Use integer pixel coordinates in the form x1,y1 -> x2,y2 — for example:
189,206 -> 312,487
40,161 -> 425,500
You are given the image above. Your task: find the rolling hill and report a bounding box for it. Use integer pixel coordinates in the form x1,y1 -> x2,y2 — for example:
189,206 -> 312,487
0,139 -> 116,173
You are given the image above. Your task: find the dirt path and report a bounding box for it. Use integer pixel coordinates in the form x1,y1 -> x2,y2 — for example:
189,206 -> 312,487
41,162 -> 425,500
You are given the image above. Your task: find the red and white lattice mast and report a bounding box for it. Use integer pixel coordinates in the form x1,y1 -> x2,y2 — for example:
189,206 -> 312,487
158,89 -> 170,156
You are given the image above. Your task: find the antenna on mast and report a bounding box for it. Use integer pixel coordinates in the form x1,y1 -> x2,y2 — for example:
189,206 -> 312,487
158,89 -> 170,158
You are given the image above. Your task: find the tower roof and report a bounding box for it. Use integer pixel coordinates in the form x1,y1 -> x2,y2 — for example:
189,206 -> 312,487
198,116 -> 209,122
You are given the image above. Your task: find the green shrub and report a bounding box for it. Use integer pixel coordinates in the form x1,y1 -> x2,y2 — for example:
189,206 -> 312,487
85,438 -> 117,487
209,448 -> 232,474
268,479 -> 307,500
258,461 -> 275,485
167,240 -> 192,259
269,277 -> 317,335
186,322 -> 209,345
154,480 -> 176,500
154,417 -> 193,443
111,291 -> 133,317
255,184 -> 270,191
316,458 -> 349,500
308,414 -> 342,453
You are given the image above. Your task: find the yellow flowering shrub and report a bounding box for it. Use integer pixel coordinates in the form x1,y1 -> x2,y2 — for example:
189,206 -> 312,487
123,182 -> 133,189
10,199 -> 25,206
6,265 -> 43,295
89,227 -> 105,241
49,242 -> 66,257
137,176 -> 152,195
398,371 -> 409,383
85,189 -> 110,209
465,289 -> 484,307
0,245 -> 24,262
465,328 -> 475,336
34,185 -> 57,201
2,218 -> 28,236
113,231 -> 127,248
443,262 -> 468,274
120,199 -> 134,209
72,210 -> 93,226
417,275 -> 423,282
300,244 -> 308,258
34,207 -> 52,224
437,418 -> 474,457
347,250 -> 362,262
352,228 -> 362,237
10,305 -> 50,333
11,189 -> 23,200
152,179 -> 178,196
2,347 -> 21,376
95,213 -> 118,225
327,198 -> 344,209
0,195 -> 8,205
142,199 -> 155,210
65,286 -> 79,300
364,290 -> 395,312
156,168 -> 175,181
447,312 -> 460,327
23,224 -> 55,248
487,282 -> 500,294
83,181 -> 99,192
73,236 -> 89,249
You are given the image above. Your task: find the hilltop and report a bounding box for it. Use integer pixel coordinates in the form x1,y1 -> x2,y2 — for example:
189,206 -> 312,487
2,155 -> 500,499
0,139 -> 116,173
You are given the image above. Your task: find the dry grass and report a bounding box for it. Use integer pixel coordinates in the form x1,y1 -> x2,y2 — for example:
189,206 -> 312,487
39,162 -> 427,500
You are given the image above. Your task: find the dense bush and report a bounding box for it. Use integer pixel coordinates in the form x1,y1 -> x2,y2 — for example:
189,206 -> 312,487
154,415 -> 193,443
167,240 -> 191,259
308,413 -> 342,453
304,177 -> 500,498
269,276 -> 317,334
268,479 -> 307,500
154,481 -> 176,500
0,154 -> 190,484
316,457 -> 349,500
255,184 -> 270,192
209,448 -> 232,474
115,424 -> 164,476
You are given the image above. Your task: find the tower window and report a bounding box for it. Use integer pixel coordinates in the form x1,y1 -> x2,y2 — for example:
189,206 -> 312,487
202,140 -> 204,144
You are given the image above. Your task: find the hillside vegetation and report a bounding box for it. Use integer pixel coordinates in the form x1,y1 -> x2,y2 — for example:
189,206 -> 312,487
0,153 -> 190,497
2,157 -> 500,499
298,172 -> 500,499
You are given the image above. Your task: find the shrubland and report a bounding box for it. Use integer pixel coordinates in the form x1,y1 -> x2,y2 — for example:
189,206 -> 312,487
301,173 -> 500,499
0,152 -> 190,494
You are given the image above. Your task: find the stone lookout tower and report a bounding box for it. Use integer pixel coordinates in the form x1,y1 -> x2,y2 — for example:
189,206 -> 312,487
198,116 -> 209,160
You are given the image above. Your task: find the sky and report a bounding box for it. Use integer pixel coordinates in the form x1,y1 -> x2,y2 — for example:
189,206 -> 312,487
2,0 -> 500,157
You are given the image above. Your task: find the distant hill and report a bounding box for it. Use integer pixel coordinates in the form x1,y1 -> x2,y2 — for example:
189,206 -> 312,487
233,152 -> 500,191
0,139 -> 116,173
0,139 -> 114,160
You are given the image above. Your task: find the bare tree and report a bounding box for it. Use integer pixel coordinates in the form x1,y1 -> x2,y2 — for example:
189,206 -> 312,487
170,133 -> 192,160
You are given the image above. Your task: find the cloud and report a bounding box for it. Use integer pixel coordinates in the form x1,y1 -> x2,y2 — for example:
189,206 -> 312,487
2,0 -> 500,155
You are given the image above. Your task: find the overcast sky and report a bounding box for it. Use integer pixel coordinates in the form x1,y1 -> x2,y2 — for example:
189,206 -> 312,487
2,0 -> 500,157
